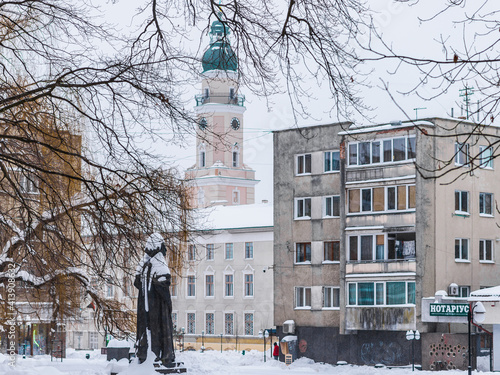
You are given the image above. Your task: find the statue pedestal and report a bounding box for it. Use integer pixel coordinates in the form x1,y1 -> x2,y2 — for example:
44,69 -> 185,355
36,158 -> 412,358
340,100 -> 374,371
154,362 -> 187,374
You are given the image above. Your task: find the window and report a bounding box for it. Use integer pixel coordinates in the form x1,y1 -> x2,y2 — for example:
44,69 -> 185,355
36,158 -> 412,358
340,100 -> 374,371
295,242 -> 311,263
296,154 -> 311,175
225,274 -> 234,297
323,287 -> 340,308
224,313 -> 234,335
225,243 -> 233,260
172,312 -> 178,330
459,286 -> 470,298
455,142 -> 469,166
171,276 -> 177,297
347,281 -> 416,306
348,136 -> 416,166
187,313 -> 196,334
206,244 -> 214,260
479,146 -> 493,168
349,233 -> 415,262
20,173 -> 38,194
232,144 -> 239,167
187,275 -> 196,297
244,313 -> 254,335
348,185 -> 415,214
455,238 -> 469,261
206,313 -> 215,335
244,274 -> 254,297
324,241 -> 340,262
188,245 -> 196,261
324,151 -> 340,172
199,144 -> 206,167
295,197 -> 311,219
106,283 -> 114,298
89,332 -> 99,350
232,189 -> 240,205
324,196 -> 340,217
197,189 -> 205,206
205,275 -> 214,297
245,242 -> 253,259
295,287 -> 311,308
480,239 -> 493,262
479,192 -> 493,216
455,191 -> 469,214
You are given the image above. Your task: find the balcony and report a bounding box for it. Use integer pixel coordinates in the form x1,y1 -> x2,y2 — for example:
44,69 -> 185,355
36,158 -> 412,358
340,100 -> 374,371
195,92 -> 245,107
346,258 -> 416,274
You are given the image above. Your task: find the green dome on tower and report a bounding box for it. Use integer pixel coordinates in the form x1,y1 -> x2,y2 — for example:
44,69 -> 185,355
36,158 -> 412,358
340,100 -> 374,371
201,19 -> 237,73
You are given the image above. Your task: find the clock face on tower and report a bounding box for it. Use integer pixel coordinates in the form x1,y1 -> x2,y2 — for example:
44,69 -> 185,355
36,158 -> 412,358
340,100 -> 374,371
231,117 -> 240,130
198,117 -> 207,130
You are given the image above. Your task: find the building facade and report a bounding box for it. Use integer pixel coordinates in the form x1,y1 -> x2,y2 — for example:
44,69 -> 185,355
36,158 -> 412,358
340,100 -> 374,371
273,118 -> 500,366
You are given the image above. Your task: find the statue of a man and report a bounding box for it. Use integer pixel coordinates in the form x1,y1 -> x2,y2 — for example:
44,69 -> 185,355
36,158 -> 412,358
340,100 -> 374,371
135,233 -> 175,366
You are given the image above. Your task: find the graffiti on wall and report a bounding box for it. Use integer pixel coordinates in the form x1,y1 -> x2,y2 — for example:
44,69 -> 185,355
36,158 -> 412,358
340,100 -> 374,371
360,341 -> 404,365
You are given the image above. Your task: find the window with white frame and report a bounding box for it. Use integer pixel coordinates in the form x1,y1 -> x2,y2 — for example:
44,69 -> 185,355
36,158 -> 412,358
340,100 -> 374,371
19,173 -> 39,194
296,153 -> 311,175
324,151 -> 340,172
106,282 -> 114,298
295,287 -> 311,308
455,142 -> 469,166
479,239 -> 493,262
199,144 -> 206,167
479,192 -> 493,216
206,244 -> 214,260
324,195 -> 340,217
324,241 -> 340,262
295,242 -> 311,263
224,313 -> 234,335
479,146 -> 493,169
172,312 -> 178,330
244,313 -> 254,335
187,313 -> 196,334
206,312 -> 215,334
347,281 -> 415,306
187,275 -> 196,297
188,244 -> 196,261
245,242 -> 253,259
348,136 -> 416,166
323,287 -> 340,308
455,238 -> 469,261
89,332 -> 99,349
205,274 -> 214,297
455,190 -> 469,214
225,243 -> 234,260
224,274 -> 234,297
349,233 -> 416,261
244,274 -> 254,297
348,185 -> 416,213
295,197 -> 311,219
459,286 -> 470,298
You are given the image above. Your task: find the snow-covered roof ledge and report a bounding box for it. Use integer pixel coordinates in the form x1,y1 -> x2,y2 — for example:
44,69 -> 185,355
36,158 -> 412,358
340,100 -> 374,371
468,285 -> 500,302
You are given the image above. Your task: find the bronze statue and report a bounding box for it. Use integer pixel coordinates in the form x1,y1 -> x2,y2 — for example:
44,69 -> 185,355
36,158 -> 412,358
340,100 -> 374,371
135,233 -> 175,367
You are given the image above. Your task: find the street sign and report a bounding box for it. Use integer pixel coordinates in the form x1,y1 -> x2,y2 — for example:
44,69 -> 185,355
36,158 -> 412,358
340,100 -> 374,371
429,303 -> 469,316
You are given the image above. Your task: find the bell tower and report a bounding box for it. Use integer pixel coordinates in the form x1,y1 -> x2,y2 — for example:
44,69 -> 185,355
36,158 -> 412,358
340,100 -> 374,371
185,17 -> 258,208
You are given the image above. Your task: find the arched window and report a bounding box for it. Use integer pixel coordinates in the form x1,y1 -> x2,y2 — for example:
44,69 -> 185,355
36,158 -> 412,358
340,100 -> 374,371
232,188 -> 240,205
199,143 -> 206,167
232,143 -> 239,167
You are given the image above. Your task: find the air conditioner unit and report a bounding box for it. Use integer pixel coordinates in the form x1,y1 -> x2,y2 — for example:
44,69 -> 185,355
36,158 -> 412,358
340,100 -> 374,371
448,283 -> 459,296
282,320 -> 295,334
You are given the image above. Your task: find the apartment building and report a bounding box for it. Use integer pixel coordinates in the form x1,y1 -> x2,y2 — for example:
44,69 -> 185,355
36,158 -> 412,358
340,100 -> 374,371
273,117 -> 500,366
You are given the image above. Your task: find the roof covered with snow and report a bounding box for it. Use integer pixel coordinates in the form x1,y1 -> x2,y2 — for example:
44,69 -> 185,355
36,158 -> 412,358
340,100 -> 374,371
195,202 -> 273,231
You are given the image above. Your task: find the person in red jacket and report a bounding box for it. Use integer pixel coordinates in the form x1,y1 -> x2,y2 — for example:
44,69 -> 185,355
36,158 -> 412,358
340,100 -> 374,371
273,342 -> 279,360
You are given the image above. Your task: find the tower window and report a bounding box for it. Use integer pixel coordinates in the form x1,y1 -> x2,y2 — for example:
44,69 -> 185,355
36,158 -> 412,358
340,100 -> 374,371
199,144 -> 206,167
232,144 -> 239,167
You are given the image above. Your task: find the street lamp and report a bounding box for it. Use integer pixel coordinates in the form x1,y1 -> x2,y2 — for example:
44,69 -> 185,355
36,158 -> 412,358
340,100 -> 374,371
406,329 -> 420,371
220,333 -> 223,353
181,327 -> 185,352
201,330 -> 205,353
258,329 -> 269,362
468,302 -> 486,375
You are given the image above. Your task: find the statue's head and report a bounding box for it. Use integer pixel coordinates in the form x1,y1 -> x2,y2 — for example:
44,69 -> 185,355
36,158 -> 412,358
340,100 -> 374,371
145,232 -> 167,257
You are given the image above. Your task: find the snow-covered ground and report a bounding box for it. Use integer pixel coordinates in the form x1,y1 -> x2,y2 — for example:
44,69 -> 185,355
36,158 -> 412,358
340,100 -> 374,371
0,348 -> 494,375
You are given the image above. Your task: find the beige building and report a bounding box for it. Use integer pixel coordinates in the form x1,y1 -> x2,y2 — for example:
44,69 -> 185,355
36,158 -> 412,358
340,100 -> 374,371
273,117 -> 500,366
